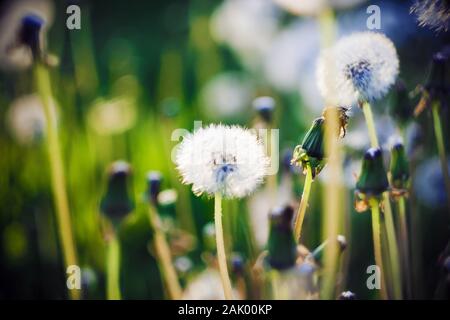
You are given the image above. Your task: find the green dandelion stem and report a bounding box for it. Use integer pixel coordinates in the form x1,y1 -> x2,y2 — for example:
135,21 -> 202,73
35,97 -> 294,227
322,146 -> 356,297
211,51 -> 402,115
369,198 -> 387,300
362,100 -> 402,299
34,63 -> 80,300
398,196 -> 412,298
361,101 -> 379,148
294,164 -> 313,243
382,193 -> 402,299
147,205 -> 182,299
214,192 -> 234,300
431,102 -> 450,212
106,236 -> 121,300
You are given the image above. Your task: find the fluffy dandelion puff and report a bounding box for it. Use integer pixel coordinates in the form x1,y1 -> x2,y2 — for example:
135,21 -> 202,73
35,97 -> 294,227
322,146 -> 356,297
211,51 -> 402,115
176,124 -> 269,198
316,32 -> 399,106
410,0 -> 450,33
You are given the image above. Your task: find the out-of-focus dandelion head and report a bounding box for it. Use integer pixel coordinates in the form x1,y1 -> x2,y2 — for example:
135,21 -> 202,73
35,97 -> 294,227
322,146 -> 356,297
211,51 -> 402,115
200,72 -> 255,120
410,0 -> 450,33
414,158 -> 450,208
6,94 -> 56,145
87,97 -> 137,136
273,0 -> 367,16
0,0 -> 53,70
210,0 -> 278,70
317,32 -> 399,106
176,124 -> 269,199
182,268 -> 241,300
338,290 -> 356,300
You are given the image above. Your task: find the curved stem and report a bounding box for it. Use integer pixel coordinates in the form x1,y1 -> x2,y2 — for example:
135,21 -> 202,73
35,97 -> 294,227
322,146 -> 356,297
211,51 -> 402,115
34,63 -> 79,300
294,165 -> 313,242
148,205 -> 182,299
214,193 -> 233,300
398,196 -> 412,298
431,102 -> 450,212
369,199 -> 387,300
106,236 -> 121,300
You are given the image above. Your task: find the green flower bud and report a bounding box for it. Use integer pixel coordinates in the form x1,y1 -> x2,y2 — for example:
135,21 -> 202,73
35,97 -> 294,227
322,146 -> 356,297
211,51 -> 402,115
253,96 -> 275,123
291,117 -> 326,178
146,171 -> 162,205
356,148 -> 389,196
100,161 -> 135,226
390,142 -> 410,191
267,205 -> 297,270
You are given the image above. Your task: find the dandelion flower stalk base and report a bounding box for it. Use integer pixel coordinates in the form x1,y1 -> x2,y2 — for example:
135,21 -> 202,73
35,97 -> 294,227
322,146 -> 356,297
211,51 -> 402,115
370,198 -> 387,300
106,236 -> 121,300
214,192 -> 234,300
294,165 -> 313,243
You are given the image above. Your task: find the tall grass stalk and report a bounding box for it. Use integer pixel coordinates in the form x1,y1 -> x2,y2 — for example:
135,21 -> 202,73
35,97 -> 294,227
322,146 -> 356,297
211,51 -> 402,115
318,7 -> 344,300
34,63 -> 80,300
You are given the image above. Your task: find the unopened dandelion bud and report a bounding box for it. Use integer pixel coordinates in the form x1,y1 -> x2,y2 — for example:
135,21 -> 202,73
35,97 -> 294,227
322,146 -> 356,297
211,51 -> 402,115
100,161 -> 134,226
267,205 -> 297,270
291,117 -> 326,178
146,171 -> 162,205
356,148 -> 389,196
20,14 -> 44,59
253,96 -> 275,124
355,148 -> 389,212
390,143 -> 410,192
415,48 -> 450,115
231,253 -> 245,276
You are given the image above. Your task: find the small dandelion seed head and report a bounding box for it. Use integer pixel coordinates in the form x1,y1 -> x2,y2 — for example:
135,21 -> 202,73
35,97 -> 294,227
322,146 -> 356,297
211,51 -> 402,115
338,291 -> 356,300
317,32 -> 399,106
176,124 -> 269,199
410,0 -> 450,33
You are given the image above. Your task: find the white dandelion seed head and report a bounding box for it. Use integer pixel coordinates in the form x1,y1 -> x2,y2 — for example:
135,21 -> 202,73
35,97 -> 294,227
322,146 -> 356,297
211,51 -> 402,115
411,0 -> 450,33
316,32 -> 399,106
175,124 -> 269,199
